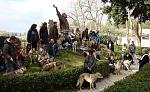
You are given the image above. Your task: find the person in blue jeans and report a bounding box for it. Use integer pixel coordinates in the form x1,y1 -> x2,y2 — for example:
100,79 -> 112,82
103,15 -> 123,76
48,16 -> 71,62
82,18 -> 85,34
3,36 -> 19,72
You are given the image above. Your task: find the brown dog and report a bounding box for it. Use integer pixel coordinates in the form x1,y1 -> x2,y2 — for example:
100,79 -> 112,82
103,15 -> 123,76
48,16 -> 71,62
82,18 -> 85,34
76,72 -> 103,90
42,62 -> 64,71
3,66 -> 27,76
114,62 -> 122,75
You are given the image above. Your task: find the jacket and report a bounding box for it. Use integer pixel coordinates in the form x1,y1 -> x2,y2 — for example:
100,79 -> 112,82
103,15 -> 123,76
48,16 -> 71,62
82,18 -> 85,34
139,54 -> 149,69
39,28 -> 48,44
27,29 -> 39,43
3,39 -> 18,68
84,55 -> 96,70
49,25 -> 58,40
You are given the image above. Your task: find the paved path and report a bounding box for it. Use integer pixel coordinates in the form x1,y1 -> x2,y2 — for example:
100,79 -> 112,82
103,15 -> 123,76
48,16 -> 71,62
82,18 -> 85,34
78,62 -> 139,92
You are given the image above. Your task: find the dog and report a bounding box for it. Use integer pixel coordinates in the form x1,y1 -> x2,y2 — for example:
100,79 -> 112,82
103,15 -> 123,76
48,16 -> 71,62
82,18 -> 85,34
72,41 -> 78,52
3,66 -> 27,76
29,48 -> 38,64
114,62 -> 122,75
42,62 -> 64,71
123,60 -> 132,71
76,72 -> 103,90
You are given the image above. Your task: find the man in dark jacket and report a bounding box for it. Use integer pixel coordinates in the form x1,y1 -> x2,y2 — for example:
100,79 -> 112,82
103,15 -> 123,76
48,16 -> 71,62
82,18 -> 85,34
82,28 -> 89,40
27,24 -> 39,50
49,22 -> 59,42
107,39 -> 114,52
138,49 -> 149,70
47,39 -> 55,57
84,49 -> 96,73
129,41 -> 136,57
3,36 -> 18,72
83,49 -> 96,88
39,22 -> 48,45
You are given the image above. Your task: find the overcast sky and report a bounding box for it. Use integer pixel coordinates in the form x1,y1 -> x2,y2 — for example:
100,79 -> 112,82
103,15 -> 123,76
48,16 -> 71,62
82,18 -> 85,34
0,0 -> 75,33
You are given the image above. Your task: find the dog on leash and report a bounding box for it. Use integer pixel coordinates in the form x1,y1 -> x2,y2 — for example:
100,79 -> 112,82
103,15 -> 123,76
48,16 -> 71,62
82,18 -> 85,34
114,62 -> 122,75
123,60 -> 132,71
72,41 -> 78,52
42,62 -> 64,71
3,66 -> 27,76
76,72 -> 103,90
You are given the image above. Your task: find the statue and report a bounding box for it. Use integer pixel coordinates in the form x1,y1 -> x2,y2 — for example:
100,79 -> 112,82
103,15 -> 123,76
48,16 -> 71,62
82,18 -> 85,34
53,4 -> 69,31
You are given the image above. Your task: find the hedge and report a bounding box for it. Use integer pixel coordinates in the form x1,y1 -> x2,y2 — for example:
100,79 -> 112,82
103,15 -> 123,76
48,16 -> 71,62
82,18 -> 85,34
104,63 -> 150,92
0,61 -> 109,92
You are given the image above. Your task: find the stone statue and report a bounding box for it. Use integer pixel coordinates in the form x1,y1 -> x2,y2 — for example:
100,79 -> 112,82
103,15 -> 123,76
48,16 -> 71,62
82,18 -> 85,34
53,4 -> 69,31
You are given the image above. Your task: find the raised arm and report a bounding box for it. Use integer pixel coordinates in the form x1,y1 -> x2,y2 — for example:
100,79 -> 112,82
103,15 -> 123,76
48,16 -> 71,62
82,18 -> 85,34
53,4 -> 62,19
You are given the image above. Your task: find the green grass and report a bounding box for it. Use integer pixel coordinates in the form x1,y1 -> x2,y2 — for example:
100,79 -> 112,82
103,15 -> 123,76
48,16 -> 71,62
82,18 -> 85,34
25,49 -> 84,74
56,49 -> 84,68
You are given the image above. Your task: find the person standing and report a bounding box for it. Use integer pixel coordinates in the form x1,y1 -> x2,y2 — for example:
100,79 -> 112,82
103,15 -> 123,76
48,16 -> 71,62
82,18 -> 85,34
82,28 -> 89,40
39,22 -> 48,45
95,31 -> 101,43
129,41 -> 136,58
27,24 -> 39,50
49,22 -> 59,42
122,43 -> 127,60
84,49 -> 96,73
107,38 -> 114,52
53,4 -> 69,31
75,28 -> 81,41
84,49 -> 96,88
3,36 -> 18,72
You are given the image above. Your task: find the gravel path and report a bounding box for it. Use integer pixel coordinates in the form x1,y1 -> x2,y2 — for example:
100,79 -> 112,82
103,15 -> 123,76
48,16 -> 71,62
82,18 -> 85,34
78,62 -> 139,92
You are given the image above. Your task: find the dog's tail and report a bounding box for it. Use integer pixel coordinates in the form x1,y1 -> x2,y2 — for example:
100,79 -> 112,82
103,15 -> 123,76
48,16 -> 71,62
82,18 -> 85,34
76,78 -> 80,87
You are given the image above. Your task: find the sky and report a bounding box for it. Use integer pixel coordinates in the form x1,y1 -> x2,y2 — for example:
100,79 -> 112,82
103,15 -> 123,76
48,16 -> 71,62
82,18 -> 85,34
0,0 -> 75,33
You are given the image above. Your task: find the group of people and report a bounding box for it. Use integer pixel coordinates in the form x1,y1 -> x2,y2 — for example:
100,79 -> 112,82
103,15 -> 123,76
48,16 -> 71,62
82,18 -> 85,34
0,4 -> 149,78
107,40 -> 149,75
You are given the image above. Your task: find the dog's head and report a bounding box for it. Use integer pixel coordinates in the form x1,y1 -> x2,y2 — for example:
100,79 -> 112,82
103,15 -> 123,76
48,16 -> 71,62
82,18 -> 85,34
20,66 -> 27,72
95,72 -> 103,78
56,62 -> 65,69
115,61 -> 122,68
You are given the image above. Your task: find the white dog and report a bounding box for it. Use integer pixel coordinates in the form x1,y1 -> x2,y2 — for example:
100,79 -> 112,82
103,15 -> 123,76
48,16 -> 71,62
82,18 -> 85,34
72,41 -> 78,52
123,60 -> 132,71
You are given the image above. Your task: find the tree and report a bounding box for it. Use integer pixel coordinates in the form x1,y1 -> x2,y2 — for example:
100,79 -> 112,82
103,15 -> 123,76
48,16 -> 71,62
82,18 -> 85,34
69,0 -> 104,30
102,0 -> 150,24
102,0 -> 150,46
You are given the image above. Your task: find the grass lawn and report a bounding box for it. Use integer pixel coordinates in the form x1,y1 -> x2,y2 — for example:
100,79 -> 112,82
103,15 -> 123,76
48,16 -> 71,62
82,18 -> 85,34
26,49 -> 84,74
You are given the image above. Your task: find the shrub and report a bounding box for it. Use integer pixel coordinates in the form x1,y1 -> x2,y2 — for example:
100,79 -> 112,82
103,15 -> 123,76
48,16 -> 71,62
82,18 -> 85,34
0,61 -> 109,92
104,64 -> 150,92
100,35 -> 111,45
100,35 -> 117,45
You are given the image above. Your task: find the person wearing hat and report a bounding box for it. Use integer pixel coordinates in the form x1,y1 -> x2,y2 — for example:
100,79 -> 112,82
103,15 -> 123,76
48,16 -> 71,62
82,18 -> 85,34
138,49 -> 149,70
49,22 -> 59,42
39,22 -> 48,45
